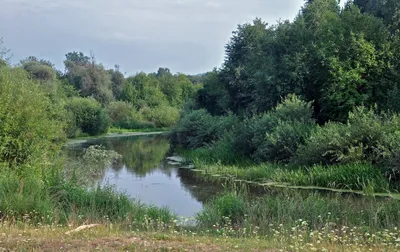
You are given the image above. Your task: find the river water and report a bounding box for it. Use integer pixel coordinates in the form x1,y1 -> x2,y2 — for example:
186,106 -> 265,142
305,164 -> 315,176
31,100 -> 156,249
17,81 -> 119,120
63,135 -> 222,217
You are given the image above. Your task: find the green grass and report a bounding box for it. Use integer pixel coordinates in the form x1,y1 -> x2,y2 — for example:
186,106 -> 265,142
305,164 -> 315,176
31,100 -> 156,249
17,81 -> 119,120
0,168 -> 176,227
188,157 -> 393,193
197,189 -> 400,234
272,163 -> 390,192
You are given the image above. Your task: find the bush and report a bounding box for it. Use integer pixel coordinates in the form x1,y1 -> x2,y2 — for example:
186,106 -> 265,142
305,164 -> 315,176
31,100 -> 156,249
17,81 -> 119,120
296,106 -> 400,180
23,61 -> 56,82
189,131 -> 242,164
66,97 -> 109,136
297,107 -> 388,165
231,94 -> 316,163
106,101 -> 155,129
171,109 -> 238,149
0,67 -> 65,169
141,105 -> 180,128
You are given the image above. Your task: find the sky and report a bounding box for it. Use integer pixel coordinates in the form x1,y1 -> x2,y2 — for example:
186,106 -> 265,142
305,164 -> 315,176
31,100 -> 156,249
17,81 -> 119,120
0,0 -> 342,75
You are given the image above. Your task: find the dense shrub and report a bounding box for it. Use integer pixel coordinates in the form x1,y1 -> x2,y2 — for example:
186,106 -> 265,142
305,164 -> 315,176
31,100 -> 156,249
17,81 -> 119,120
254,95 -> 315,163
23,61 -> 56,82
66,97 -> 109,136
189,131 -> 241,164
230,95 -> 316,163
141,105 -> 180,128
296,107 -> 400,178
0,67 -> 65,169
171,109 -> 238,149
106,101 -> 155,129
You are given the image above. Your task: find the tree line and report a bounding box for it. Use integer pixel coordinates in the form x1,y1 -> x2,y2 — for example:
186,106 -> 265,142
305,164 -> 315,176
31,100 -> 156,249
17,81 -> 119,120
172,0 -> 400,187
196,0 -> 400,123
1,48 -> 202,138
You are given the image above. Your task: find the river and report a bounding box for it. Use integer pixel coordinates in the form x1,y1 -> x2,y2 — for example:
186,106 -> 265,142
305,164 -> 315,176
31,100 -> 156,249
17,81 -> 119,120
63,134 -> 222,218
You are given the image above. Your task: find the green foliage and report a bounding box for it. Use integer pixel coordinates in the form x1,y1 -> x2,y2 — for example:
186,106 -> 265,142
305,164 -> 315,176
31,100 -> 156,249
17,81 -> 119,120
108,68 -> 125,99
0,167 -> 176,225
122,73 -> 168,108
254,95 -> 315,163
0,38 -> 11,66
66,97 -> 109,136
296,107 -> 395,166
64,52 -> 114,105
188,131 -> 242,165
141,105 -> 180,128
355,0 -> 400,33
197,192 -> 246,225
22,60 -> 56,82
195,70 -> 230,115
193,0 -> 397,124
197,190 -> 400,233
0,66 -> 65,169
171,109 -> 238,149
106,101 -> 155,129
229,95 -> 315,163
272,163 -> 389,192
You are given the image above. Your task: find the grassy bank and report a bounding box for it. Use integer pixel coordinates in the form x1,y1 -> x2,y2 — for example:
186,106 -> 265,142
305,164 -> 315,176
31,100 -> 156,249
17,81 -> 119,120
0,168 -> 175,227
183,154 -> 395,194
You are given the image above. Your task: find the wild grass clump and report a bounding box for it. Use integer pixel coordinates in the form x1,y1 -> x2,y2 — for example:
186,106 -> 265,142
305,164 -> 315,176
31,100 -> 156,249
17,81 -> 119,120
272,163 -> 390,191
197,192 -> 245,226
191,160 -> 277,182
0,167 -> 176,227
192,160 -> 391,192
197,190 -> 400,235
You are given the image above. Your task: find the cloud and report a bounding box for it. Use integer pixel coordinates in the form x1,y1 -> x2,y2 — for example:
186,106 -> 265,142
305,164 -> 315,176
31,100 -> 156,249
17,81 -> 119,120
0,0 -> 306,74
205,1 -> 222,8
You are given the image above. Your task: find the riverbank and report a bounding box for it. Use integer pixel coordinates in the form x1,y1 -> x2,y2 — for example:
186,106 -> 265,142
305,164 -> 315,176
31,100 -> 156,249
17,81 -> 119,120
177,146 -> 399,194
66,130 -> 168,145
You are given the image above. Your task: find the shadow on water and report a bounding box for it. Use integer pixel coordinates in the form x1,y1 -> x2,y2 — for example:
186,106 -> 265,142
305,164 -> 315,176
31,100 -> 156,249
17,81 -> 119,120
63,135 -> 224,217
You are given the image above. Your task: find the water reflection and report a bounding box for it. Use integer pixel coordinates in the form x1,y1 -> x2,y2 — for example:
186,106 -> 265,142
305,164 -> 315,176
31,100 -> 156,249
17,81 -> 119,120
63,135 -> 222,217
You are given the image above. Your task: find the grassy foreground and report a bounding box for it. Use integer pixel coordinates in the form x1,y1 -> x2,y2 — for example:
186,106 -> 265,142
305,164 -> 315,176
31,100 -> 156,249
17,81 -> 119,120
1,223 -> 399,252
0,225 -> 275,252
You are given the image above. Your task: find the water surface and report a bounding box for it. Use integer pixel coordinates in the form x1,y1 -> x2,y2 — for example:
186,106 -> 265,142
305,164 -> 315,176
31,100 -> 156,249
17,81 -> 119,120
64,135 -> 221,217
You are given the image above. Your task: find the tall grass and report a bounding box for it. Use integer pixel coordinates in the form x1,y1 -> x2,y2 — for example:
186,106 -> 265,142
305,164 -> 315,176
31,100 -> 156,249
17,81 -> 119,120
197,189 -> 400,234
271,163 -> 391,192
190,160 -> 391,192
0,167 -> 176,227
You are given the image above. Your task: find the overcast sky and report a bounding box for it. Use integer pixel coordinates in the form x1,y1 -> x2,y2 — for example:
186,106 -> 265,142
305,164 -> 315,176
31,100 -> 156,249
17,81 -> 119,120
0,0 -> 340,75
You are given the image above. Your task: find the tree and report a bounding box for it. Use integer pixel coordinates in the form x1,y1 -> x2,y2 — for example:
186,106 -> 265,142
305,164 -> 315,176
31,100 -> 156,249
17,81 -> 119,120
354,0 -> 400,33
66,97 -> 109,136
0,38 -> 11,67
64,52 -> 114,105
65,51 -> 91,67
21,57 -> 57,82
108,68 -> 125,99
